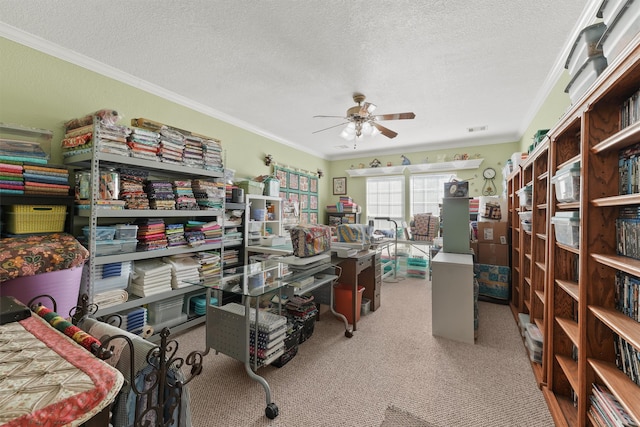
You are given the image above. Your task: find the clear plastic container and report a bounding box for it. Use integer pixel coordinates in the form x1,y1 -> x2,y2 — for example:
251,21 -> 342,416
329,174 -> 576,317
148,296 -> 184,324
93,239 -> 138,255
551,162 -> 581,203
83,226 -> 116,241
115,224 -> 139,240
516,185 -> 533,208
551,213 -> 580,248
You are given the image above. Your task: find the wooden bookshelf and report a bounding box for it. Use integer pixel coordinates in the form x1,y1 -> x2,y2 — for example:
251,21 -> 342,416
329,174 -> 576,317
518,32 -> 640,427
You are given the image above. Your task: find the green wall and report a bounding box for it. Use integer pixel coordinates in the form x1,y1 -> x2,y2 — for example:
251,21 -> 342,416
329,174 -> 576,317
1,36 -> 568,224
518,71 -> 573,152
328,141 -> 520,220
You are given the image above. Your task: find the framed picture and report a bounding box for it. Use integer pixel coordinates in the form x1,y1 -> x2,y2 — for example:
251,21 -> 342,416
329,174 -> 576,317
289,172 -> 299,190
310,194 -> 318,210
310,177 -> 317,193
333,177 -> 347,195
300,193 -> 309,210
299,175 -> 309,192
276,169 -> 288,189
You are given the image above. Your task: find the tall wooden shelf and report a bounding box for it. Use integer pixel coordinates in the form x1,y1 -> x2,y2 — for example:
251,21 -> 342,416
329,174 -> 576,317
512,33 -> 640,426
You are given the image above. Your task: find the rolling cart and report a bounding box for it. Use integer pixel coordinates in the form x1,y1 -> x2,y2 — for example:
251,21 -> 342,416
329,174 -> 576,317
201,257 -> 340,419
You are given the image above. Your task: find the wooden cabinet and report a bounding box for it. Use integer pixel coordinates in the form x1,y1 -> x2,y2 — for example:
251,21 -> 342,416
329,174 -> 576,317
517,33 -> 640,426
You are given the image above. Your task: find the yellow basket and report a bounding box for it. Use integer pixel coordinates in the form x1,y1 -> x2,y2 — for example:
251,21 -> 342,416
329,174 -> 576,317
7,205 -> 67,234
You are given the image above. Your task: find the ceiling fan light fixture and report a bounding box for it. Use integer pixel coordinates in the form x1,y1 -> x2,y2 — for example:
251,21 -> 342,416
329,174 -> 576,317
361,121 -> 373,136
340,128 -> 355,140
371,125 -> 381,136
365,103 -> 377,114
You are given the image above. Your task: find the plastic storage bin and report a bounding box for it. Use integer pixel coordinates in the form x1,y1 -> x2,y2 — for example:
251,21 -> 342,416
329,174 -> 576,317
565,54 -> 608,103
83,226 -> 116,241
93,239 -> 138,255
6,205 -> 66,234
334,283 -> 364,325
115,224 -> 138,240
564,22 -> 607,76
551,161 -> 581,203
148,296 -> 185,325
551,212 -> 580,248
236,180 -> 264,195
515,185 -> 533,208
597,0 -> 640,64
360,297 -> 371,316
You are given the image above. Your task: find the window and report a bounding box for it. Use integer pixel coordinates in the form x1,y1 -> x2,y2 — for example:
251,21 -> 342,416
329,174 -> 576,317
366,176 -> 404,228
410,174 -> 456,217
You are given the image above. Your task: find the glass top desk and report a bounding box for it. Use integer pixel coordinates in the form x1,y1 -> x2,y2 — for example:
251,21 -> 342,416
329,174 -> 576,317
195,258 -> 340,420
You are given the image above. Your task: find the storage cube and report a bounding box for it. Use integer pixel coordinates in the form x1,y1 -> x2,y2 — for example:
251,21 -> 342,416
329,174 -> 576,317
551,213 -> 580,248
551,161 -> 581,203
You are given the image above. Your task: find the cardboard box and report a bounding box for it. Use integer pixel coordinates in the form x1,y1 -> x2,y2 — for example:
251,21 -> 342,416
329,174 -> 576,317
478,222 -> 509,244
478,243 -> 510,266
470,241 -> 479,259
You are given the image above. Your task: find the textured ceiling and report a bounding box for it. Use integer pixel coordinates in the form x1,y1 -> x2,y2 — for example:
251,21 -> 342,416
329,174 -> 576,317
0,1 -> 598,160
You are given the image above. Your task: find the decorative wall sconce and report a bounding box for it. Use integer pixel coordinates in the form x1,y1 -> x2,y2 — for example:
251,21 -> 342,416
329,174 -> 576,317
264,154 -> 273,166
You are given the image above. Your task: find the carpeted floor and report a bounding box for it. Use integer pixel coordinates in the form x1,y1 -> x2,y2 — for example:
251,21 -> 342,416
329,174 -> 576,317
173,277 -> 554,426
381,405 -> 440,427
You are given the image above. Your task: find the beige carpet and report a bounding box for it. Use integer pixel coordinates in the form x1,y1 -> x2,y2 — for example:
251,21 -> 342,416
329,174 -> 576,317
173,277 -> 554,426
381,405 -> 440,426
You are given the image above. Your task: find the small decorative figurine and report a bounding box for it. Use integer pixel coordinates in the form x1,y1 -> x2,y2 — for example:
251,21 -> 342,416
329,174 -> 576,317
358,163 -> 365,169
264,154 -> 273,166
387,162 -> 393,167
401,155 -> 411,165
317,169 -> 324,178
370,158 -> 382,168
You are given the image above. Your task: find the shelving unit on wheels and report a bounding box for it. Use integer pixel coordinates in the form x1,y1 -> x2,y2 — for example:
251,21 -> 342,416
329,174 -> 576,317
64,116 -> 227,341
202,259 -> 339,419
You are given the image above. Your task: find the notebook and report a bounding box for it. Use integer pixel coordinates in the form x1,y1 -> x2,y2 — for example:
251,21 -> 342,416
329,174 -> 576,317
0,295 -> 31,325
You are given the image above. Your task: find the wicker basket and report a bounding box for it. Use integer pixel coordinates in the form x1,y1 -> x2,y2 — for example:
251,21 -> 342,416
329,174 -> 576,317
6,205 -> 67,234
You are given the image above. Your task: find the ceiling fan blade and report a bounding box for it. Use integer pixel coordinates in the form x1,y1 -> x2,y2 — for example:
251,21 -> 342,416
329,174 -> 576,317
373,123 -> 398,139
312,122 -> 350,134
313,115 -> 347,119
373,112 -> 416,121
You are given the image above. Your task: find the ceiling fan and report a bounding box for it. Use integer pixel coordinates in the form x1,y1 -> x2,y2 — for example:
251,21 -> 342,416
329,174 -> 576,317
313,93 -> 415,143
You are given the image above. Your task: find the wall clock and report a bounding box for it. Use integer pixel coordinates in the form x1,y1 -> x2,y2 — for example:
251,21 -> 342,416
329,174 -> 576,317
482,167 -> 497,196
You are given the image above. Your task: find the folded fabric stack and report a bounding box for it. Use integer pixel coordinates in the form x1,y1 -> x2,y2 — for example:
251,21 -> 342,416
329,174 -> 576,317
119,306 -> 147,335
0,161 -> 24,194
22,163 -> 70,196
183,135 -> 204,169
185,220 -> 222,245
192,179 -> 225,210
162,254 -> 201,289
0,135 -> 48,165
95,122 -> 131,157
158,127 -> 184,165
127,127 -> 159,161
118,168 -> 150,210
136,218 -> 168,251
222,248 -> 239,267
172,179 -> 198,210
202,138 -> 223,172
146,180 -> 176,210
129,259 -> 172,297
165,223 -> 188,248
223,227 -> 243,247
195,251 -> 221,286
62,109 -> 122,157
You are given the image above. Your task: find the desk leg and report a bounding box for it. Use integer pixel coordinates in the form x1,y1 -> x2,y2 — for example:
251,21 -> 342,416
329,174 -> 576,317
352,280 -> 358,332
